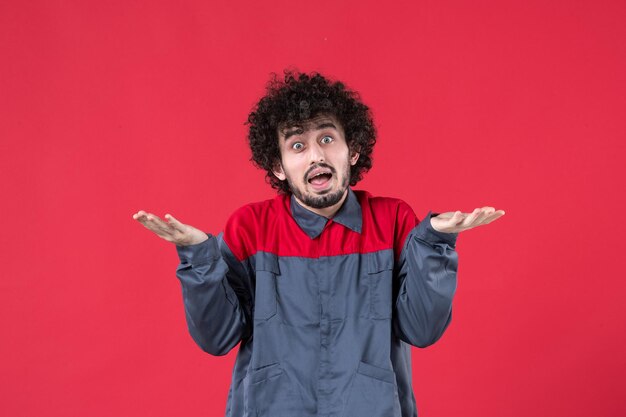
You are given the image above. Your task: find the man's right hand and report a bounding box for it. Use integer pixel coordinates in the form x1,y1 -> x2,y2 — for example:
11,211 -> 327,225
132,211 -> 209,246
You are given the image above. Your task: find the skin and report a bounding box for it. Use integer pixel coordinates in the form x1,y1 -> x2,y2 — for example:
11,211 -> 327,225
429,207 -> 505,234
132,114 -> 505,243
272,114 -> 359,219
132,211 -> 208,246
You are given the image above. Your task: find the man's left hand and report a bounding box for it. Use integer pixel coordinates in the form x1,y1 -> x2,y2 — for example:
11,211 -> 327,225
430,207 -> 505,233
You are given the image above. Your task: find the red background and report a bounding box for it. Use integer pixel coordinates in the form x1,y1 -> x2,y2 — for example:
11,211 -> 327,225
1,1 -> 625,416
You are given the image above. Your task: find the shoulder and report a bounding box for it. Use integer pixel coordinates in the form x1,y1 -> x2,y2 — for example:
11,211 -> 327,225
226,196 -> 280,226
355,190 -> 420,260
223,194 -> 287,261
355,190 -> 418,222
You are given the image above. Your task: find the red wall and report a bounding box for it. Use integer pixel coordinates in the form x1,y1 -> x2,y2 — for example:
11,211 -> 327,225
1,1 -> 624,416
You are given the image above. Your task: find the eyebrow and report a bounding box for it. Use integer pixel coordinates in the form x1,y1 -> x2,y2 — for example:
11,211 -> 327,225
283,122 -> 337,140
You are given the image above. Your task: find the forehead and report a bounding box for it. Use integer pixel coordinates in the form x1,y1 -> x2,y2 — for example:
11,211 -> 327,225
277,114 -> 343,138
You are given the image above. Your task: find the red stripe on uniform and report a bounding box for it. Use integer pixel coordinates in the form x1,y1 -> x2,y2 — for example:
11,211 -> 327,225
223,191 -> 420,262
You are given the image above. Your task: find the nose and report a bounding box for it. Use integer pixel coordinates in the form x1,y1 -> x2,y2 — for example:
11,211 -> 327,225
309,140 -> 325,164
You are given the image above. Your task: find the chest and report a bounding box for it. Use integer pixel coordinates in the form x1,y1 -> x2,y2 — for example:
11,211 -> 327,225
251,248 -> 396,325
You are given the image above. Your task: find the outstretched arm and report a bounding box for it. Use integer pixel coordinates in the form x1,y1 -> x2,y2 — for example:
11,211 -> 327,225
393,206 -> 505,348
393,210 -> 459,348
175,234 -> 252,356
133,211 -> 252,356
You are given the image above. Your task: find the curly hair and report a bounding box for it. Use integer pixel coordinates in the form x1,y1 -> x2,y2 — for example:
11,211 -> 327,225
245,70 -> 377,194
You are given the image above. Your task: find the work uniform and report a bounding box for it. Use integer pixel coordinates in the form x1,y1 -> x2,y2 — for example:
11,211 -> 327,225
175,188 -> 459,417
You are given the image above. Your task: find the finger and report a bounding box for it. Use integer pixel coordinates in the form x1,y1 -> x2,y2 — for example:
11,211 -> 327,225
465,207 -> 489,228
146,214 -> 175,234
164,213 -> 187,233
138,214 -> 175,239
132,211 -> 176,241
452,211 -> 466,225
434,211 -> 462,226
133,210 -> 148,221
462,208 -> 482,227
482,209 -> 506,224
135,213 -> 170,237
134,211 -> 152,224
474,207 -> 493,225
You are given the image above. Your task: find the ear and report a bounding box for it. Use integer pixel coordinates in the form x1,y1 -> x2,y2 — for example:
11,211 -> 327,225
349,149 -> 360,166
272,161 -> 286,181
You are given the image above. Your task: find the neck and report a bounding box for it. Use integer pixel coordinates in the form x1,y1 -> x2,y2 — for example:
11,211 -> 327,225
294,189 -> 349,219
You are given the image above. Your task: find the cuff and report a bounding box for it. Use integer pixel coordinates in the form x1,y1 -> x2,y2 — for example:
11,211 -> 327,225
175,232 -> 220,265
414,210 -> 458,248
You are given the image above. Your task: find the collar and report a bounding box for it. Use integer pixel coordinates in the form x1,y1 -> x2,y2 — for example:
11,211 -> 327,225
289,187 -> 363,239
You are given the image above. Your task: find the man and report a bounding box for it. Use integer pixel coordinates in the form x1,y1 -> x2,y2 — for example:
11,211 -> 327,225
133,71 -> 505,417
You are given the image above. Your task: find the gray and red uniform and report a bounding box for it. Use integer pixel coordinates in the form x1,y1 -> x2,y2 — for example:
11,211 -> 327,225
175,188 -> 459,417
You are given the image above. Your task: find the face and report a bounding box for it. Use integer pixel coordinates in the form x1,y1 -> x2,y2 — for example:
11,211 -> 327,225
273,114 -> 360,212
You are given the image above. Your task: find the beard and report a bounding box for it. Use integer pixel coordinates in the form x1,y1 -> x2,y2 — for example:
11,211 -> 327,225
286,161 -> 351,209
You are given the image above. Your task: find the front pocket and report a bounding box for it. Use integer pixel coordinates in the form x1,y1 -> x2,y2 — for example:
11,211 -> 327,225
367,252 -> 394,319
248,362 -> 283,382
254,255 -> 280,321
356,360 -> 396,383
245,362 -> 305,417
342,360 -> 401,417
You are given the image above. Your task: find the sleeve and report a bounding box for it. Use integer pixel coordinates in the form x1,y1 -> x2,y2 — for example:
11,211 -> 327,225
393,208 -> 459,348
175,231 -> 254,356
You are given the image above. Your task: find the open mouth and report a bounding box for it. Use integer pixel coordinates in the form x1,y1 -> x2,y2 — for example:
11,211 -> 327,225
307,167 -> 333,191
308,172 -> 332,184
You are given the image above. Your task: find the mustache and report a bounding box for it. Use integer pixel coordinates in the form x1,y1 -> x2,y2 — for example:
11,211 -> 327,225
304,163 -> 336,181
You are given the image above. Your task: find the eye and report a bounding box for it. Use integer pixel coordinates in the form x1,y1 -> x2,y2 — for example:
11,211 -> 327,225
292,142 -> 304,151
321,135 -> 333,144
